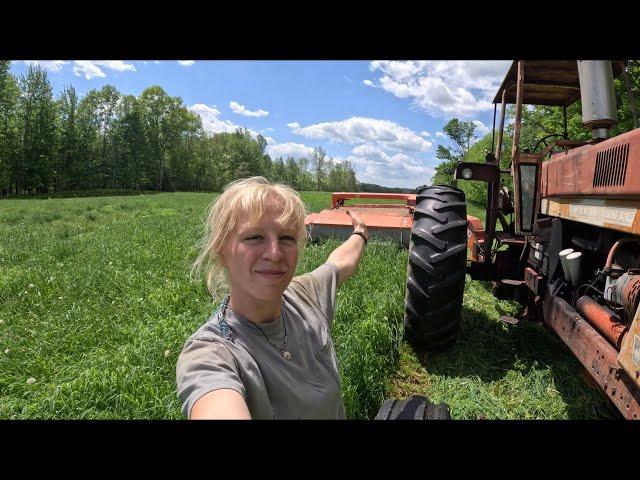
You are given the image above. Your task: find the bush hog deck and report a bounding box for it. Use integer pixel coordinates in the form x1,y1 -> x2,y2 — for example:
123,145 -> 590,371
305,192 -> 416,247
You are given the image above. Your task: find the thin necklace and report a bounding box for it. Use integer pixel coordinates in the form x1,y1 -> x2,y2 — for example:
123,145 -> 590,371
250,309 -> 292,360
220,296 -> 292,360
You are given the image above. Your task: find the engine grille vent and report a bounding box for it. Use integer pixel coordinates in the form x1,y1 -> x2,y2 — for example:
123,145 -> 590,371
593,143 -> 629,187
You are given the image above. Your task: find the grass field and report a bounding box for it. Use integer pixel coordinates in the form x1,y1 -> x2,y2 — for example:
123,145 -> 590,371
0,191 -> 607,419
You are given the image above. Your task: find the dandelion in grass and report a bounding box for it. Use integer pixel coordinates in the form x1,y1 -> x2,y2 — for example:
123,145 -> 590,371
28,284 -> 34,289
164,350 -> 171,358
4,349 -> 9,354
0,319 -> 4,324
27,377 -> 36,385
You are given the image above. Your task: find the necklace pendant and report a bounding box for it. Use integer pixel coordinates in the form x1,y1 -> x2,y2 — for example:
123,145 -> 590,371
283,351 -> 292,360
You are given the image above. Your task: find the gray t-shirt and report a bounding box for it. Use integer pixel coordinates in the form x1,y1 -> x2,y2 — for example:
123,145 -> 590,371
176,262 -> 345,419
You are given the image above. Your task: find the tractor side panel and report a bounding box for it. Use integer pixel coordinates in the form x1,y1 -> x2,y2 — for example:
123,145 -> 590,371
542,128 -> 640,198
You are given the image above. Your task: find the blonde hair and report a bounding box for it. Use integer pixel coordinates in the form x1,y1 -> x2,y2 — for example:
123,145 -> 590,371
192,176 -> 307,298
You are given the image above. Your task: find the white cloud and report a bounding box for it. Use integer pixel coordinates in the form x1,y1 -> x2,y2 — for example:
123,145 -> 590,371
288,116 -> 432,152
420,130 -> 431,137
23,61 -> 68,72
369,60 -> 511,117
287,122 -> 301,129
472,119 -> 491,136
72,60 -> 136,79
266,142 -> 315,160
344,75 -> 353,83
337,152 -> 435,189
178,61 -> 195,67
229,101 -> 269,118
96,61 -> 136,72
188,104 -> 242,134
436,131 -> 447,139
363,79 -> 374,87
188,103 -> 269,142
73,62 -> 106,79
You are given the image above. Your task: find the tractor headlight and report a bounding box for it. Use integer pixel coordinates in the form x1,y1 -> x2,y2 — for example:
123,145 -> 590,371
461,168 -> 473,180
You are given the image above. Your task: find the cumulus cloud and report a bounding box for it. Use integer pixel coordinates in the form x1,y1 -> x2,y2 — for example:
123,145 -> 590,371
178,61 -> 195,67
288,116 -> 432,152
435,131 -> 447,139
229,101 -> 269,118
72,61 -> 136,79
188,104 -> 243,134
420,130 -> 431,137
369,60 -> 511,117
23,61 -> 68,72
188,103 -> 271,142
266,142 -> 315,160
472,119 -> 491,136
363,79 -> 374,87
337,152 -> 435,188
287,122 -> 301,129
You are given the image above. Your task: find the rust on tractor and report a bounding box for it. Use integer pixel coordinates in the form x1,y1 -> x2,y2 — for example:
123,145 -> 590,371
466,215 -> 487,262
542,128 -> 640,198
618,305 -> 640,388
524,267 -> 544,296
576,295 -> 628,349
493,60 -> 625,106
547,296 -> 640,419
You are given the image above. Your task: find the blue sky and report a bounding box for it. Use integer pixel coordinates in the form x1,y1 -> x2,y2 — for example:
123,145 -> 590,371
9,60 -> 513,188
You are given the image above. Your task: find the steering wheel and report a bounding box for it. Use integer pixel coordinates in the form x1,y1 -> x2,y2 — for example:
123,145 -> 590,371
532,133 -> 566,154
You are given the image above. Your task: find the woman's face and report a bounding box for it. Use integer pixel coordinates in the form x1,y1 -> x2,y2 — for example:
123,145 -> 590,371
220,205 -> 299,304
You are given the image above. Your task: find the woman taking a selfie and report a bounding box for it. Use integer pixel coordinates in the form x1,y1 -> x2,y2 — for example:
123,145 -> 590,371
176,176 -> 368,419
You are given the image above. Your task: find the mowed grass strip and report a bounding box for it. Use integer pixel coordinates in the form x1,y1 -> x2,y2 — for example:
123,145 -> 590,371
0,191 -> 607,419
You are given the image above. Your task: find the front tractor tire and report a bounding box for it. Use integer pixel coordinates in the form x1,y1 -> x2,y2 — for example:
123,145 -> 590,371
404,185 -> 468,350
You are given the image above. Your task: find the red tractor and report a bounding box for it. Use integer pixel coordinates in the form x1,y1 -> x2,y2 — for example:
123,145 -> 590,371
308,60 -> 640,419
441,60 -> 640,419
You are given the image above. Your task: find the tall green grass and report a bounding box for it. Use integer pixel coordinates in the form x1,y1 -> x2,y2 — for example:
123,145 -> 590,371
0,192 -> 404,419
0,191 -> 607,419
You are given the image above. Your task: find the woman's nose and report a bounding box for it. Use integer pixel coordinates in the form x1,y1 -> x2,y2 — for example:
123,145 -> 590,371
263,238 -> 284,260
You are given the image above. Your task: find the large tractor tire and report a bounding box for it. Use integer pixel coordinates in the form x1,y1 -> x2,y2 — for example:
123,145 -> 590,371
404,184 -> 467,350
375,395 -> 451,420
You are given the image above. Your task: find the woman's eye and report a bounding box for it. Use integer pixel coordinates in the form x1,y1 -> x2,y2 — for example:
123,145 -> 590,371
245,235 -> 262,241
281,236 -> 297,244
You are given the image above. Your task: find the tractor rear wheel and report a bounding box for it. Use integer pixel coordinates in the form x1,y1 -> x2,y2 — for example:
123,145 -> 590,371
404,185 -> 467,350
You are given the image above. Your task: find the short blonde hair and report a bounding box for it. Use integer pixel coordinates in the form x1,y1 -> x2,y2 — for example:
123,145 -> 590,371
192,176 -> 307,298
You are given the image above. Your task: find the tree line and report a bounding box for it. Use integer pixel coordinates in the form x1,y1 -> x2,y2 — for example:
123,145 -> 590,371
0,62 -> 359,196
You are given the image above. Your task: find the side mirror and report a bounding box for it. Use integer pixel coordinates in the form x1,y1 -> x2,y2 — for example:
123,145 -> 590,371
454,162 -> 500,183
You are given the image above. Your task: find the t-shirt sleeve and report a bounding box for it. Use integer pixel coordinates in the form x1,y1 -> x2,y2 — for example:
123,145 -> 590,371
288,262 -> 339,330
175,330 -> 245,419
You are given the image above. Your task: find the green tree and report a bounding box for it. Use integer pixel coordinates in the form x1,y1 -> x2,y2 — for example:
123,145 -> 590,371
16,65 -> 57,193
0,61 -> 20,194
56,85 -> 79,191
310,146 -> 327,190
432,118 -> 477,187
